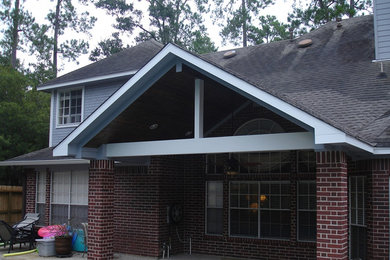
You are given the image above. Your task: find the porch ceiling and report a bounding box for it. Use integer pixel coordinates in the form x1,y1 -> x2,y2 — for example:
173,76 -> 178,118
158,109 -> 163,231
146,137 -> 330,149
85,65 -> 248,148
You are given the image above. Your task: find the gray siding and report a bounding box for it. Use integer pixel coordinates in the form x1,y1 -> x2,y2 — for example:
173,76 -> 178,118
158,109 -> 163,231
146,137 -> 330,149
374,0 -> 390,60
50,81 -> 123,147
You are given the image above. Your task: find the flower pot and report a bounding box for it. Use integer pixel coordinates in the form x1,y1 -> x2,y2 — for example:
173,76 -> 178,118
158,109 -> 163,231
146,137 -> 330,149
55,235 -> 72,256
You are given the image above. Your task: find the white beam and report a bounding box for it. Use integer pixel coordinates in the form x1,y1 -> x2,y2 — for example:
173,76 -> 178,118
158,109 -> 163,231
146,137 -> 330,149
106,132 -> 315,157
194,78 -> 204,138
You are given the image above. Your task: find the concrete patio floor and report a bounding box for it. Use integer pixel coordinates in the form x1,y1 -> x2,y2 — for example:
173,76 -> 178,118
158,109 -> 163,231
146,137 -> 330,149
0,245 -> 248,260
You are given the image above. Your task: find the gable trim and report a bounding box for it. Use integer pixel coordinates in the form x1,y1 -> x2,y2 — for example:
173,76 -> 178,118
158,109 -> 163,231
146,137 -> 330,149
38,70 -> 138,91
53,44 -> 381,157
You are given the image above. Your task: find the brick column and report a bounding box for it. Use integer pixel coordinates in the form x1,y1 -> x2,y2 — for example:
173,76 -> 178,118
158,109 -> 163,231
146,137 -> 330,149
25,169 -> 36,213
370,159 -> 390,259
88,160 -> 115,260
316,151 -> 348,260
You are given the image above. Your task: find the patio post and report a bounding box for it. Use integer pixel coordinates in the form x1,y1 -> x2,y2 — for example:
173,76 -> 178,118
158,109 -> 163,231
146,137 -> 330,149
316,151 -> 348,260
88,160 -> 115,260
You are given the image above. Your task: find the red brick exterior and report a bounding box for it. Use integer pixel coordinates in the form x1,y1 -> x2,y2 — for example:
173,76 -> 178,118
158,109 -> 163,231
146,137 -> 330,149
369,159 -> 390,259
88,160 -> 115,260
25,169 -> 36,214
23,153 -> 390,260
316,151 -> 348,260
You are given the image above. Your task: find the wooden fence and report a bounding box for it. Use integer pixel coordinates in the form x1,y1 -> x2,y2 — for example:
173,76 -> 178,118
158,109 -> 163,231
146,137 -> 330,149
0,185 -> 23,225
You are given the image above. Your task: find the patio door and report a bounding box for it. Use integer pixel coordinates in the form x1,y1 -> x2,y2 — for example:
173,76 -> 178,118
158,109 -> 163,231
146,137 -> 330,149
349,176 -> 366,260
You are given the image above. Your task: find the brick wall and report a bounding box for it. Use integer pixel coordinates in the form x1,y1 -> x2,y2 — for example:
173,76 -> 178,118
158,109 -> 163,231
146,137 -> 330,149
369,159 -> 390,259
113,165 -> 160,257
183,152 -> 316,260
316,151 -> 348,260
25,169 -> 36,214
88,160 -> 115,260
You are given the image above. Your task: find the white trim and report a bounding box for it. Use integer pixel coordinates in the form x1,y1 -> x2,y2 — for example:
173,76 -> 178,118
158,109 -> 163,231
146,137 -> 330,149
38,70 -> 138,91
56,87 -> 85,128
49,92 -> 54,147
0,159 -> 89,166
194,79 -> 204,139
52,44 -> 388,157
106,132 -> 315,157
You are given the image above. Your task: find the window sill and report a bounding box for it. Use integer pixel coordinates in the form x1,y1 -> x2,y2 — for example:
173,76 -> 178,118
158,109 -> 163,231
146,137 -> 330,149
56,123 -> 81,129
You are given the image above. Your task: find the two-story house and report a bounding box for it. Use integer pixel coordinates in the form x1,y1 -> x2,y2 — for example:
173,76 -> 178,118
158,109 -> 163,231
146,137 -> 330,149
1,3 -> 390,260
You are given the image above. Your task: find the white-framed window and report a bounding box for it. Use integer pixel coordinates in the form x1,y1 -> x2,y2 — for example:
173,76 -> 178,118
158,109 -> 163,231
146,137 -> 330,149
349,176 -> 366,260
297,181 -> 316,241
57,88 -> 83,127
206,181 -> 223,235
36,171 -> 46,226
51,170 -> 88,226
229,181 -> 290,239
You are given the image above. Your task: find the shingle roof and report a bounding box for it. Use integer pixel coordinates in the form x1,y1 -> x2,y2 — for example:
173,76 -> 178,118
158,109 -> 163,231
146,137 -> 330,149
39,39 -> 164,88
38,15 -> 390,150
202,15 -> 390,147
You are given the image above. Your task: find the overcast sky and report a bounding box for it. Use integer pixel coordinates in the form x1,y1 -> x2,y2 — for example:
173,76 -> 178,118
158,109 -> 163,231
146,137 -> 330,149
22,0 -> 301,76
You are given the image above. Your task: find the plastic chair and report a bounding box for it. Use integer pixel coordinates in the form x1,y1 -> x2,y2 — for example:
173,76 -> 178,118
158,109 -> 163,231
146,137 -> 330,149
0,220 -> 34,253
81,222 -> 88,257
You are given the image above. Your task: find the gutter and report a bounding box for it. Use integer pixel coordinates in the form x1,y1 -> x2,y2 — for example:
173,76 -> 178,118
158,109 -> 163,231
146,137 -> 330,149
0,159 -> 90,167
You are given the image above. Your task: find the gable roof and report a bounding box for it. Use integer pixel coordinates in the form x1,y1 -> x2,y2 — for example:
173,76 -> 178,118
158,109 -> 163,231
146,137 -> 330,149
30,14 -> 389,158
38,40 -> 164,90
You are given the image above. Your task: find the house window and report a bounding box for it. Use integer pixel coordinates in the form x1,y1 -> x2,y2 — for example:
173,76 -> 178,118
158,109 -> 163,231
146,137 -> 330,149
206,181 -> 223,235
229,181 -> 290,239
57,89 -> 83,126
51,170 -> 88,226
297,181 -> 316,241
36,171 -> 46,226
350,176 -> 366,260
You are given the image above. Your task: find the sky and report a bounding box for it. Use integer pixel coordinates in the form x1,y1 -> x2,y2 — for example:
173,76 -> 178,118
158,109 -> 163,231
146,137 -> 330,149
21,0 -> 304,76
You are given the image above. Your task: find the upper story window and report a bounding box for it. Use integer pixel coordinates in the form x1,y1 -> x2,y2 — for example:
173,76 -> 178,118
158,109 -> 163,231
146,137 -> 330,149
57,88 -> 83,127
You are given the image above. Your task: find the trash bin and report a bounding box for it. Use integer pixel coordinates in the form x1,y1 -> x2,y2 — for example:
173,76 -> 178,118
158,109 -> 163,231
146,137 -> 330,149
36,238 -> 56,257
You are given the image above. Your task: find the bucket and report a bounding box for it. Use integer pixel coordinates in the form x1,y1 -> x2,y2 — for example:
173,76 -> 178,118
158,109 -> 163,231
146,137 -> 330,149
36,238 -> 56,257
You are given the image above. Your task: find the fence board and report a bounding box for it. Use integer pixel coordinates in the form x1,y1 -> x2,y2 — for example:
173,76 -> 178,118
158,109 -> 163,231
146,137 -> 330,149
0,185 -> 23,225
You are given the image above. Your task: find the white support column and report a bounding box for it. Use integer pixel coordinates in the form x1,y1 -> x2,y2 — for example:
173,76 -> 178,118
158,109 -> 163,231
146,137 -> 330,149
194,78 -> 204,139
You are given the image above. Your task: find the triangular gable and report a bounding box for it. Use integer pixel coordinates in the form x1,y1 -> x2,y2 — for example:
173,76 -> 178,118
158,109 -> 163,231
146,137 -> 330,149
53,43 -> 381,158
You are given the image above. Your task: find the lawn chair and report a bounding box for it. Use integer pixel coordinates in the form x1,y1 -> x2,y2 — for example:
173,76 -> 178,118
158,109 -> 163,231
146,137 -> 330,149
0,220 -> 34,253
13,213 -> 40,231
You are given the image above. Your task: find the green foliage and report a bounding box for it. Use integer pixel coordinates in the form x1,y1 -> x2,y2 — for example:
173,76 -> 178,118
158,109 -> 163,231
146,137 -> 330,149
214,0 -> 273,47
0,66 -> 50,163
95,0 -> 216,56
89,32 -> 128,61
288,0 -> 372,34
247,15 -> 290,44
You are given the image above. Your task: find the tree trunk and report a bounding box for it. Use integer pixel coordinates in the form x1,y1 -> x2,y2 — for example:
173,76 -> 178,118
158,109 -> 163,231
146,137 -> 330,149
10,0 -> 20,69
349,0 -> 354,17
242,0 -> 247,47
53,0 -> 62,77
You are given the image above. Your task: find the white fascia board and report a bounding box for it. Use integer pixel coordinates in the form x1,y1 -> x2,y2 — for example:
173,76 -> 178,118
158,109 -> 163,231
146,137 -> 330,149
106,132 -> 315,157
373,147 -> 390,155
53,43 -> 376,157
0,159 -> 90,167
37,70 -> 138,91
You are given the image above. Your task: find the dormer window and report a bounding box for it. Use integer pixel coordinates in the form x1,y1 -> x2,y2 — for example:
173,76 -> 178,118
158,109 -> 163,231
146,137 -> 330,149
57,88 -> 83,127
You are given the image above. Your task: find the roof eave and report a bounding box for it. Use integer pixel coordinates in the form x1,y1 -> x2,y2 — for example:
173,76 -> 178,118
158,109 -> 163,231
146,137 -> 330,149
37,69 -> 138,91
0,159 -> 90,167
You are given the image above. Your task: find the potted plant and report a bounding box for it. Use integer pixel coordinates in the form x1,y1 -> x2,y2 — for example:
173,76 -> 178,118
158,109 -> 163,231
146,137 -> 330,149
54,225 -> 72,256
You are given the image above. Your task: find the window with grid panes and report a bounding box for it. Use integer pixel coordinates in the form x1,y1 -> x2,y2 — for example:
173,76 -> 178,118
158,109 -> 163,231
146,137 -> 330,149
36,171 -> 46,226
297,151 -> 316,173
206,181 -> 223,235
57,89 -> 83,126
51,170 -> 88,225
297,181 -> 316,241
229,181 -> 290,239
